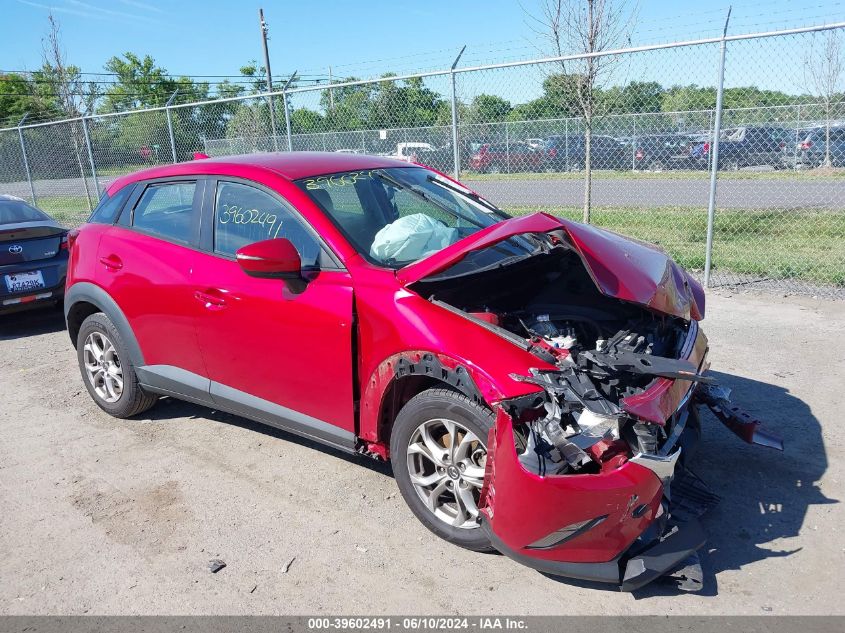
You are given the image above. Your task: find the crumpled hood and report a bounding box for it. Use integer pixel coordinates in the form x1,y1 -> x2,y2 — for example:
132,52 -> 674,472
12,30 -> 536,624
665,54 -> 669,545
398,212 -> 705,321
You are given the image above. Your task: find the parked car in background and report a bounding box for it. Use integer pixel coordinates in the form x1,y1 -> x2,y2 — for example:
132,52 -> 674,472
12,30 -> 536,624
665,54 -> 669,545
690,125 -> 790,170
524,137 -> 545,150
63,151 -> 780,591
469,142 -> 544,173
781,126 -> 845,168
629,133 -> 699,171
543,134 -> 628,171
0,195 -> 69,315
393,142 -> 435,162
333,148 -> 365,154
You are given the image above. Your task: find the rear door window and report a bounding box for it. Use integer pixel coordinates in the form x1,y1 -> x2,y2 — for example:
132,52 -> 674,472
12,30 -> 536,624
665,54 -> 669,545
132,182 -> 197,244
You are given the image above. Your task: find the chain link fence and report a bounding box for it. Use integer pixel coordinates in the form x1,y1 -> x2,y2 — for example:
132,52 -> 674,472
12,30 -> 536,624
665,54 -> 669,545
1,23 -> 843,297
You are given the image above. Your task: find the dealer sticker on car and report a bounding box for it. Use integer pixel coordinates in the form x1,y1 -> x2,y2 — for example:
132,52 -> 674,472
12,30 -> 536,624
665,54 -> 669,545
5,270 -> 45,293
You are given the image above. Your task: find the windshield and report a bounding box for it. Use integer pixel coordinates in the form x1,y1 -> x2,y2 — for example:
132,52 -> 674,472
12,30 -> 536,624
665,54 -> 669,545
0,198 -> 50,225
296,167 -> 525,267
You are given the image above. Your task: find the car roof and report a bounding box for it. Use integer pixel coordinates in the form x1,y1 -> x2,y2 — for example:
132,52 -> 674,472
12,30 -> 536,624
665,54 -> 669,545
107,151 -> 411,194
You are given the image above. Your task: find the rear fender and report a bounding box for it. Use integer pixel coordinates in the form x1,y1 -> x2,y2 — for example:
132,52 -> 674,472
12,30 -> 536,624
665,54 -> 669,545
64,281 -> 144,366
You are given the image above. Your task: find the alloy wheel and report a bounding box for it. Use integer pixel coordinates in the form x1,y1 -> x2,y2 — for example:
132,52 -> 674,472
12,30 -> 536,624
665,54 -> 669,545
406,418 -> 487,530
83,331 -> 124,403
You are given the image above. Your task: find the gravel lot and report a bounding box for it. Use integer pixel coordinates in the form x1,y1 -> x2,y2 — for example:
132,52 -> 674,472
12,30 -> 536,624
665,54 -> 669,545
1,292 -> 843,615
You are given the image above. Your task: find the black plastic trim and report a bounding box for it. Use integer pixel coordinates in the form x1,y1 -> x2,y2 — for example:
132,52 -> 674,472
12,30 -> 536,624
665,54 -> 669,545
394,353 -> 484,406
483,517 -> 707,592
64,281 -> 145,366
134,364 -> 356,454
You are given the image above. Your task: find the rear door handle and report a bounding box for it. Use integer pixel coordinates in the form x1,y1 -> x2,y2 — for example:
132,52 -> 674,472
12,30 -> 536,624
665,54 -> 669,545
194,289 -> 227,309
99,254 -> 123,270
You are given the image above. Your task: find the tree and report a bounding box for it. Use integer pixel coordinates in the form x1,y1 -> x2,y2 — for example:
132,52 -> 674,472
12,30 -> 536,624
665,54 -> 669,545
804,29 -> 844,167
526,0 -> 635,223
42,13 -> 100,209
101,53 -> 178,111
0,73 -> 59,125
465,94 -> 512,124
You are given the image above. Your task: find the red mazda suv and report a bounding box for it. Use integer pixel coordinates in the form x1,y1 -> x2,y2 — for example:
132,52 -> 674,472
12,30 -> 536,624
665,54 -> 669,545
65,152 -> 780,591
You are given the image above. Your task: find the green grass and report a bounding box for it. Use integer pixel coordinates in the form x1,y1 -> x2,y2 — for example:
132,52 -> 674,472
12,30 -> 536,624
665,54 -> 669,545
462,168 -> 845,182
33,195 -> 845,288
36,196 -> 91,225
505,205 -> 845,287
95,164 -> 150,177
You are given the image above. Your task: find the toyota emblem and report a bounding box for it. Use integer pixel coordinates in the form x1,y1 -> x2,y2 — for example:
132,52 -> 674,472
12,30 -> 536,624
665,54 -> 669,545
8,244 -> 23,254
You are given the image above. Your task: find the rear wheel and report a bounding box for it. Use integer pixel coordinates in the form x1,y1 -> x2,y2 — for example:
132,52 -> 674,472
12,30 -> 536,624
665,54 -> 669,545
77,312 -> 157,418
390,388 -> 494,552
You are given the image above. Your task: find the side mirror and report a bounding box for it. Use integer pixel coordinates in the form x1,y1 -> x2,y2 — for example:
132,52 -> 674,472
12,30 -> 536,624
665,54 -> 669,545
236,238 -> 301,280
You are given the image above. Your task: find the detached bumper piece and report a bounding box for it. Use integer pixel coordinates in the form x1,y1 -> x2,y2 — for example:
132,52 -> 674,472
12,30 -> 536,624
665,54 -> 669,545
483,513 -> 707,592
695,384 -> 784,451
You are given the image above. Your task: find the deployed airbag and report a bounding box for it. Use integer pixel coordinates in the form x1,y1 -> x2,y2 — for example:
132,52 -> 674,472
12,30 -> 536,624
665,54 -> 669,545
370,213 -> 458,262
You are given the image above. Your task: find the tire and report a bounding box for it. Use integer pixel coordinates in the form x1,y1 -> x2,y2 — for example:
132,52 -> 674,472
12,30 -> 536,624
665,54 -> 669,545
390,388 -> 495,552
76,312 -> 157,418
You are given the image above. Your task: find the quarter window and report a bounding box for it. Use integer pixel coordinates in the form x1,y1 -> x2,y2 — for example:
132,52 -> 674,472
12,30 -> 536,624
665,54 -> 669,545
132,182 -> 197,243
214,181 -> 321,266
89,185 -> 133,225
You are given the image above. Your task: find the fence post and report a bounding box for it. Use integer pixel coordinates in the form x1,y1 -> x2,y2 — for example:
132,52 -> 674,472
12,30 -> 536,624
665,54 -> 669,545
450,46 -> 466,179
282,72 -> 298,152
505,121 -> 510,173
704,8 -> 732,289
17,114 -> 37,206
81,116 -> 100,202
631,116 -> 637,171
564,118 -> 569,170
166,90 -> 178,163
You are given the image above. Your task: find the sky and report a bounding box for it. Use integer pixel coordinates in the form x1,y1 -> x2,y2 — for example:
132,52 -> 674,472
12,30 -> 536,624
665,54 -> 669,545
1,0 -> 843,105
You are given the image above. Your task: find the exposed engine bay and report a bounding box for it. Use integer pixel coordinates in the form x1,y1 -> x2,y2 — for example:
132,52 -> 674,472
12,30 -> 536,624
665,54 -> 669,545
413,246 -> 724,479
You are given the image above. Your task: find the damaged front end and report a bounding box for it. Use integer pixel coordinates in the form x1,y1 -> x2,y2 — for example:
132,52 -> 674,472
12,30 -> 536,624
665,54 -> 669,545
405,215 -> 783,591
481,319 -> 782,592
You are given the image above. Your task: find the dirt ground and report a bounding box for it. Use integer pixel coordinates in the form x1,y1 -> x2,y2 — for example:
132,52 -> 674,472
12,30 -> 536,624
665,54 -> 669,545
1,291 -> 843,615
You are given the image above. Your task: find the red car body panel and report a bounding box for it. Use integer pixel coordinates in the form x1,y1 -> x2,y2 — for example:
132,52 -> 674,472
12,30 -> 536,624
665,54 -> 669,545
350,265 -> 554,442
96,226 -> 207,376
482,410 -> 664,563
191,251 -> 357,433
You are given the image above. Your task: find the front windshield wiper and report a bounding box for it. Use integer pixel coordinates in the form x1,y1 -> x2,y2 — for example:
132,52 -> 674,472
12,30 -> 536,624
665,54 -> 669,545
425,175 -> 505,217
372,170 -> 487,229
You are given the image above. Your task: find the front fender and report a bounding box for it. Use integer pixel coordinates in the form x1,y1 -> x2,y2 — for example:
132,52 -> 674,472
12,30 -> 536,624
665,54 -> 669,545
358,350 -> 511,444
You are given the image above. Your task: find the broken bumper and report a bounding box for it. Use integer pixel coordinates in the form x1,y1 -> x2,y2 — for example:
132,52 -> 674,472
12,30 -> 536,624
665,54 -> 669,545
481,410 -> 706,591
482,383 -> 781,591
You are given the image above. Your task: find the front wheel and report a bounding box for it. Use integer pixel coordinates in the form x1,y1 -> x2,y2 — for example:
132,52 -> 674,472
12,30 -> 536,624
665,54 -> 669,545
390,388 -> 494,552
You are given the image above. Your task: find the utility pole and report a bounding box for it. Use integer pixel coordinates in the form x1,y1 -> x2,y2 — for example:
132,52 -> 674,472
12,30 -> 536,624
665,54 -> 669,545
259,8 -> 279,151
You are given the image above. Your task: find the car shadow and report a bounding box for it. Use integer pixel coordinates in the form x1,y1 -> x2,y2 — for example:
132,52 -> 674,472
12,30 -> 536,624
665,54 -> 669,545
143,395 -> 394,478
545,370 -> 833,597
0,305 -> 66,339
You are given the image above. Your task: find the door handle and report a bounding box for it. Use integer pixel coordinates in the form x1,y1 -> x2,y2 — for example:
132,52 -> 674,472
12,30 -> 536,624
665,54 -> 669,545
99,254 -> 123,271
194,289 -> 227,309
